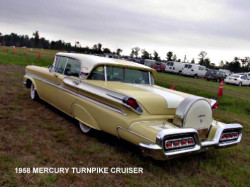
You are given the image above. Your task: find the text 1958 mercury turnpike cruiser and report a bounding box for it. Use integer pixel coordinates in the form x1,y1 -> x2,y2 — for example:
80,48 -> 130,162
23,53 -> 243,160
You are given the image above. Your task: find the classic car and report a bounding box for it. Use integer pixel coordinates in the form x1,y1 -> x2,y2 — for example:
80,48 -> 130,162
23,52 -> 243,160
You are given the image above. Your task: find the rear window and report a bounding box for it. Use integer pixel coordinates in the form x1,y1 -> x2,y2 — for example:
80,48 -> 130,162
231,75 -> 240,78
88,66 -> 105,80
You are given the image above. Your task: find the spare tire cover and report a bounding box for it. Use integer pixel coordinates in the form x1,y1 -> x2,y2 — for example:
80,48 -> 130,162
173,96 -> 212,129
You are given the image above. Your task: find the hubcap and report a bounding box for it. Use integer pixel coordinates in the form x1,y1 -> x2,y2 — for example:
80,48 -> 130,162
79,122 -> 91,133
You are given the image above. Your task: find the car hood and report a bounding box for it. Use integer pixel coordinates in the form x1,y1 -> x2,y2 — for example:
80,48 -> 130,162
86,81 -> 192,115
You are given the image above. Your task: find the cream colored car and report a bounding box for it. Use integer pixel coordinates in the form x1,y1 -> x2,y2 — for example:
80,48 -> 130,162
23,53 -> 243,160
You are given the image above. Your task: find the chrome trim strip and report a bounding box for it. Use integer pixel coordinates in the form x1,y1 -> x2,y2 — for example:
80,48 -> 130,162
62,58 -> 69,75
148,72 -> 152,85
104,65 -> 107,81
116,126 -> 155,143
139,143 -> 162,150
129,120 -> 167,130
106,93 -> 124,100
26,72 -> 127,116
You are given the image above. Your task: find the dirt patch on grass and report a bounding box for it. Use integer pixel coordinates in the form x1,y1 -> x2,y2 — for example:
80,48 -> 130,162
0,65 -> 249,186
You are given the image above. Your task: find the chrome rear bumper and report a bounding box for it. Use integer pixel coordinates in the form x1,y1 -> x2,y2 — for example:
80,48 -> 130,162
139,123 -> 243,160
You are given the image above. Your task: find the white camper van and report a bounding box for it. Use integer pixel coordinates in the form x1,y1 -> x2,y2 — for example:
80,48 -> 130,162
165,61 -> 186,74
182,64 -> 206,78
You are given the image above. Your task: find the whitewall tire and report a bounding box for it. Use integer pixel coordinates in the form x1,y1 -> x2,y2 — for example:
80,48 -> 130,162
79,122 -> 91,134
30,83 -> 39,100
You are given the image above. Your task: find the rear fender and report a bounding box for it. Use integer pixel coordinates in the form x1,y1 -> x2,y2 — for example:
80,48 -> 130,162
71,103 -> 101,130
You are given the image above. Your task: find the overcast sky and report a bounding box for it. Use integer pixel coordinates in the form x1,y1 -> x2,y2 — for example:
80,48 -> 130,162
0,0 -> 250,64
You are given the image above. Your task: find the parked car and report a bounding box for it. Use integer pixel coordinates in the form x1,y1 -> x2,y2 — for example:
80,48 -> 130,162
23,53 -> 243,160
225,74 -> 250,86
219,69 -> 231,76
165,61 -> 186,74
144,59 -> 156,67
152,62 -> 165,72
182,64 -> 206,78
205,70 -> 227,82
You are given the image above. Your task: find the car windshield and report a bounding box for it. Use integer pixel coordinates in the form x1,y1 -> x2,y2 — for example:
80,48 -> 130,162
88,65 -> 153,84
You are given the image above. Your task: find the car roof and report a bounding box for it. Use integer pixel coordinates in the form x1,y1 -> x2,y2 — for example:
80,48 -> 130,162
56,52 -> 156,76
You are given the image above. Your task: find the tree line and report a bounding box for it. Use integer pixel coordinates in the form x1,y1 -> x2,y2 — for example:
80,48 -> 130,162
0,31 -> 249,72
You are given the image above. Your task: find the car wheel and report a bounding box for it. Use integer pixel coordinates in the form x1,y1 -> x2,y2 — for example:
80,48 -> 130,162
30,83 -> 39,100
79,122 -> 91,134
239,82 -> 242,87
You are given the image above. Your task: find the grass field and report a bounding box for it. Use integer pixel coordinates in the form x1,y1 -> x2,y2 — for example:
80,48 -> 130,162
0,47 -> 249,186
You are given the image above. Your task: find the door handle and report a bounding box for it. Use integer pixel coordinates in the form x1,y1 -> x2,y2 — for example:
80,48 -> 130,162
53,74 -> 58,78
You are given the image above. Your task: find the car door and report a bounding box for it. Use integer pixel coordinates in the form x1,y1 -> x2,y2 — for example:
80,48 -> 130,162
37,56 -> 68,104
241,76 -> 248,85
53,57 -> 82,115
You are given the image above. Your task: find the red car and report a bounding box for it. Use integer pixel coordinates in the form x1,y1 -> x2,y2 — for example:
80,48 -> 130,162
152,62 -> 165,72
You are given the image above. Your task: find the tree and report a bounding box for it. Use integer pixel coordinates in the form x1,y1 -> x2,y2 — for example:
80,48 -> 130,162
183,55 -> 187,62
97,43 -> 102,54
133,47 -> 140,58
130,49 -> 135,58
103,48 -> 111,53
141,49 -> 150,59
203,58 -> 211,67
241,57 -> 250,67
33,31 -> 39,48
173,54 -> 177,61
191,58 -> 195,64
153,51 -> 160,61
219,60 -> 224,67
198,51 -> 207,65
166,51 -> 173,61
116,48 -> 122,56
227,57 -> 241,72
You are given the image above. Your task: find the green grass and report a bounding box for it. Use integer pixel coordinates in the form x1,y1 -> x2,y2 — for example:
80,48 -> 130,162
0,48 -> 249,186
0,47 -> 59,66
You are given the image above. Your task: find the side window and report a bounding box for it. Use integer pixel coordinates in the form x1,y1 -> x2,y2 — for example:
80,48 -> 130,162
64,58 -> 81,77
88,66 -> 105,80
55,57 -> 68,74
107,66 -> 123,81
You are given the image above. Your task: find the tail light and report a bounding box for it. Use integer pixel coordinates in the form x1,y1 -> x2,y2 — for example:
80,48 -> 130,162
173,67 -> 175,70
123,97 -> 142,114
234,78 -> 237,81
165,137 -> 195,150
220,132 -> 239,142
191,69 -> 194,71
211,102 -> 219,110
